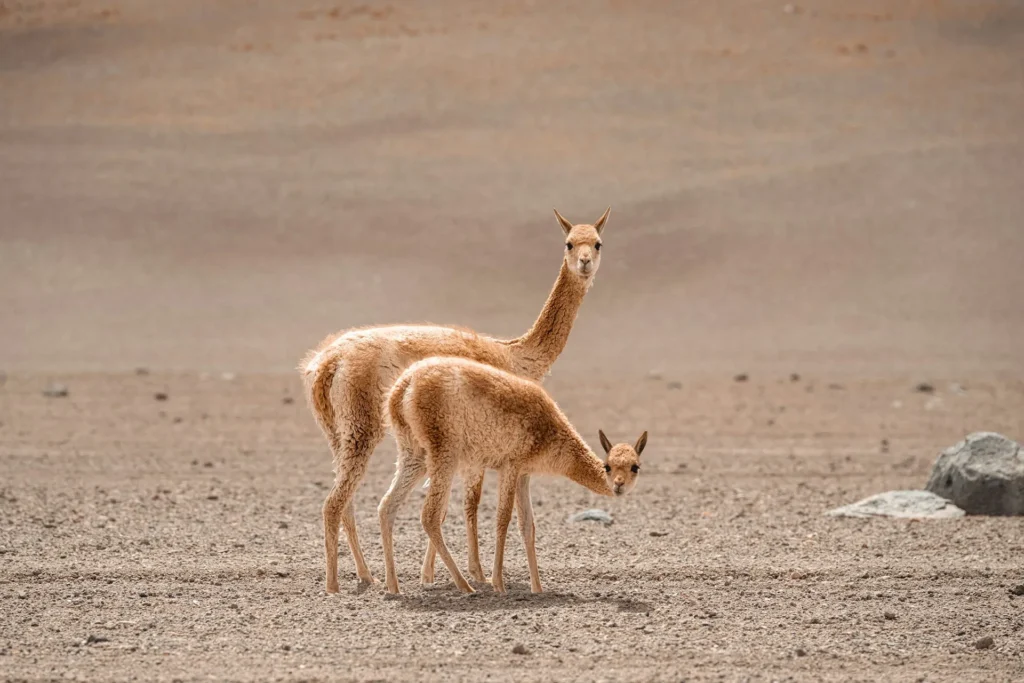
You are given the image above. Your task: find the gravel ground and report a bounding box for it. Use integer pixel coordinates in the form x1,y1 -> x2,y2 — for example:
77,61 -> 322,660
2,373 -> 1022,681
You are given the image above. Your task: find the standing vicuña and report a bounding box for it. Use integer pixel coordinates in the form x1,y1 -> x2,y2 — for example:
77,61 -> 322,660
380,357 -> 647,595
300,209 -> 610,593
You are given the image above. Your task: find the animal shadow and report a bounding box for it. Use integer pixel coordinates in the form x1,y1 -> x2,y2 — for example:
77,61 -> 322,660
393,582 -> 585,613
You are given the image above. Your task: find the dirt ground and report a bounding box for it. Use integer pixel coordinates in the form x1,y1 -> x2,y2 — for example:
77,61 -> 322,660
2,0 -> 1024,681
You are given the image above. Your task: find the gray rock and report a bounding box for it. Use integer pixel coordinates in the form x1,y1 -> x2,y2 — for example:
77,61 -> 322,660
568,508 -> 613,525
925,432 -> 1024,516
826,490 -> 965,519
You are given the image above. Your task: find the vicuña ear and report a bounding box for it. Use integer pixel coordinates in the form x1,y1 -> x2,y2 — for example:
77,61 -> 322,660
634,431 -> 648,456
593,207 -> 611,235
598,429 -> 613,455
553,208 -> 574,236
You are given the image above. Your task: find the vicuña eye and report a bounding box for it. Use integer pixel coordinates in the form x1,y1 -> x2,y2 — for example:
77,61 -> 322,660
604,464 -> 611,473
566,243 -> 574,251
631,465 -> 639,473
595,243 -> 602,251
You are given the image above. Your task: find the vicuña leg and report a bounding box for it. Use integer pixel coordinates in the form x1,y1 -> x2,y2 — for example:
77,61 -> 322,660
421,538 -> 436,585
420,462 -> 474,594
463,467 -> 487,582
421,467 -> 486,584
419,507 -> 447,585
379,447 -> 427,595
490,467 -> 519,594
515,473 -> 542,594
322,404 -> 383,593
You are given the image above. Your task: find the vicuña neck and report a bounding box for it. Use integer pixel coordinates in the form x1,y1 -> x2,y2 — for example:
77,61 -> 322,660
507,261 -> 591,380
554,436 -> 613,497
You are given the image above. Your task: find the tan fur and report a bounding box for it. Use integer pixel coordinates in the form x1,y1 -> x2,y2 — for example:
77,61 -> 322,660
300,210 -> 610,593
379,357 -> 645,595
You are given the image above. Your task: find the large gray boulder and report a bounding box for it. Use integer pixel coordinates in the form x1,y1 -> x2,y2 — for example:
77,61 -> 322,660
925,432 -> 1024,516
826,490 -> 965,519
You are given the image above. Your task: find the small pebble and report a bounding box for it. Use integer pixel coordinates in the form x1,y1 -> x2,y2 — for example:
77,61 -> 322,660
1009,584 -> 1024,597
884,611 -> 896,621
154,392 -> 168,401
43,383 -> 68,398
974,636 -> 994,650
914,382 -> 935,394
512,643 -> 529,655
568,509 -> 613,525
134,367 -> 149,376
789,373 -> 801,382
734,373 -> 749,382
795,647 -> 807,657
278,521 -> 289,529
282,396 -> 295,405
649,531 -> 668,537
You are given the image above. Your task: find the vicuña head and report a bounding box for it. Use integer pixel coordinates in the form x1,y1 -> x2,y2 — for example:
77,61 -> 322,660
599,429 -> 646,496
554,207 -> 609,279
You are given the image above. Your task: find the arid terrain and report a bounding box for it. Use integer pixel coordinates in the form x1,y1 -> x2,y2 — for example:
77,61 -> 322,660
2,0 -> 1023,681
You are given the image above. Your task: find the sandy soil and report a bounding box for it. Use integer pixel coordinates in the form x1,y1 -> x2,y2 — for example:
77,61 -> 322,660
2,0 -> 1023,681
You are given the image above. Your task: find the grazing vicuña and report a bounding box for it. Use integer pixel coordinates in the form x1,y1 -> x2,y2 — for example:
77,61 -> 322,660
380,357 -> 646,595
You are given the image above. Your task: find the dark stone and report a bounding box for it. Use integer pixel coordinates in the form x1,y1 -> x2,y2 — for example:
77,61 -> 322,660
925,432 -> 1024,516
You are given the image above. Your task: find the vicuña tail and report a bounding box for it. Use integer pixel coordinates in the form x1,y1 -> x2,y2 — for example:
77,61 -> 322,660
300,350 -> 342,457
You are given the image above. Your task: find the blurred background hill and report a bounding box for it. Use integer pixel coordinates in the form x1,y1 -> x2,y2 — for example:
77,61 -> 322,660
2,0 -> 1022,377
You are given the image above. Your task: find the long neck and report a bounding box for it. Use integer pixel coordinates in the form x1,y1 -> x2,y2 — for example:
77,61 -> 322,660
551,434 -> 613,497
507,261 -> 590,379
